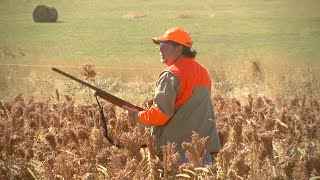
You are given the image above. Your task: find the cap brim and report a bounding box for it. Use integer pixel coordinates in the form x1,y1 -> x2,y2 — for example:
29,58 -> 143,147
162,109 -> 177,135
153,37 -> 168,45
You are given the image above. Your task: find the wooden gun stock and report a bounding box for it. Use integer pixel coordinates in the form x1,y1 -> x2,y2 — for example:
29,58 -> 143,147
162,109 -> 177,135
52,67 -> 144,111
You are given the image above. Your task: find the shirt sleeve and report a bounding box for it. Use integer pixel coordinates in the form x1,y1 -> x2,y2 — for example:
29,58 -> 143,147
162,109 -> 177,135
138,71 -> 180,126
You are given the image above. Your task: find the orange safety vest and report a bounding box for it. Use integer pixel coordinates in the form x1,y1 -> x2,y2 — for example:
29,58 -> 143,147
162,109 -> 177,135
138,57 -> 211,126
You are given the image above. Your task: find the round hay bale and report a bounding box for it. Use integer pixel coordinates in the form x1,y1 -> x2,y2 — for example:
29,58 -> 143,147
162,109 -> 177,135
33,5 -> 58,22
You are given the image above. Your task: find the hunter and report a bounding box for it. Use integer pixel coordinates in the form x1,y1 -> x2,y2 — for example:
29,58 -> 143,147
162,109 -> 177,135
124,27 -> 221,164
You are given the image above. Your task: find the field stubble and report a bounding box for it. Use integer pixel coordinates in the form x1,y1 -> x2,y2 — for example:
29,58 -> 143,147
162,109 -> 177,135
1,55 -> 319,103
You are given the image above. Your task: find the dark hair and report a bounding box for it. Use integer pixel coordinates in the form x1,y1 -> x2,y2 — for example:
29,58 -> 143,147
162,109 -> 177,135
167,40 -> 197,58
181,46 -> 197,58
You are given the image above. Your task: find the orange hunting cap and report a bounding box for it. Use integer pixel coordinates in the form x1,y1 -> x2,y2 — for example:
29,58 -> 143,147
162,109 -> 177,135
153,27 -> 193,48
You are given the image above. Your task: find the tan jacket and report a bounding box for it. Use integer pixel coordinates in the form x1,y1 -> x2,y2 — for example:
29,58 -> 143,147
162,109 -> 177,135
138,58 -> 221,154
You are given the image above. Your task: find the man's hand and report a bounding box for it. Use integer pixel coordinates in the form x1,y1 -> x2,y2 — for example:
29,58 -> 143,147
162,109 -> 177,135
123,105 -> 140,125
123,105 -> 151,127
122,105 -> 140,114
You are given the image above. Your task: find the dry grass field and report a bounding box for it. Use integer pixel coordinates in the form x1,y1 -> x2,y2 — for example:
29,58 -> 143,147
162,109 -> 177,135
0,64 -> 319,179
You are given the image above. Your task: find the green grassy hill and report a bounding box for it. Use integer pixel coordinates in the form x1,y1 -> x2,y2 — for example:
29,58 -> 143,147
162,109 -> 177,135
1,0 -> 320,66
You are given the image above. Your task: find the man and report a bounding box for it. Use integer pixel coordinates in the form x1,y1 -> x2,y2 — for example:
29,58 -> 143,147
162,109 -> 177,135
124,27 -> 221,164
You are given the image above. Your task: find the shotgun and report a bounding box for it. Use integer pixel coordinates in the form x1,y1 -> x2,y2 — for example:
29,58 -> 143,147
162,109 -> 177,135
52,67 -> 147,148
52,67 -> 144,111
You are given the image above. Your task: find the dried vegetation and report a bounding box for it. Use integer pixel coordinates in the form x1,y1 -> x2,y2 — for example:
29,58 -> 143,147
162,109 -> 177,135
0,64 -> 319,179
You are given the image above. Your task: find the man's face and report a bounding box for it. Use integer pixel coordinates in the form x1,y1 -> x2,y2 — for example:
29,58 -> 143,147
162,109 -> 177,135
159,41 -> 182,65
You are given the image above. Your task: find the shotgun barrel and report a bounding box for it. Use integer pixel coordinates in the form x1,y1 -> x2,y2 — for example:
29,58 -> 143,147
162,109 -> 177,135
52,67 -> 144,111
